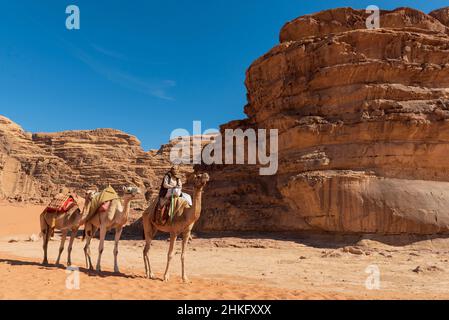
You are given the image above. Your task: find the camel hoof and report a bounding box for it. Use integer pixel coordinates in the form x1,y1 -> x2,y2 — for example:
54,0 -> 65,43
114,269 -> 120,274
182,277 -> 190,283
163,275 -> 170,282
42,260 -> 49,266
146,273 -> 155,280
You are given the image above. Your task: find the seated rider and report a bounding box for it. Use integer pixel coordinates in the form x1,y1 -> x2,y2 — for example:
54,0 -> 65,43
158,165 -> 183,207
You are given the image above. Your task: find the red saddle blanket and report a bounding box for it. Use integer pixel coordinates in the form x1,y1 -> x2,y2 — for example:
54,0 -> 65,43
153,202 -> 169,225
46,195 -> 76,214
97,201 -> 111,213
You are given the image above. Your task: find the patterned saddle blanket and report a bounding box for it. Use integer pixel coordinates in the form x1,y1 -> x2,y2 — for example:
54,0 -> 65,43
153,195 -> 191,225
45,193 -> 77,214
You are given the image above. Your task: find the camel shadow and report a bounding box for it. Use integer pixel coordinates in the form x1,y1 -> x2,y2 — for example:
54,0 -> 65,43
0,258 -> 140,279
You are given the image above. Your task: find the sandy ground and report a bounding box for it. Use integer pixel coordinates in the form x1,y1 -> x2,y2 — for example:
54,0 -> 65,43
1,203 -> 449,300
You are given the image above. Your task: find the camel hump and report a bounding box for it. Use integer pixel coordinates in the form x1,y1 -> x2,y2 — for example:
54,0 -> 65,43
88,186 -> 120,217
45,193 -> 76,214
151,195 -> 190,226
172,196 -> 191,215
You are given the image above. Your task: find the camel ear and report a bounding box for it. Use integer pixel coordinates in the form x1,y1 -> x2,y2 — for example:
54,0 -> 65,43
122,186 -> 127,192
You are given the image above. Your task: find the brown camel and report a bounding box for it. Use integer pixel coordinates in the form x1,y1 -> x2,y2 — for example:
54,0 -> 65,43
142,173 -> 209,283
83,186 -> 141,273
40,191 -> 95,266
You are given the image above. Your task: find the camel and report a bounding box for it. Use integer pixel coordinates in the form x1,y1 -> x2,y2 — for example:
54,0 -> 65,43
83,186 -> 141,273
142,173 -> 209,283
40,190 -> 95,266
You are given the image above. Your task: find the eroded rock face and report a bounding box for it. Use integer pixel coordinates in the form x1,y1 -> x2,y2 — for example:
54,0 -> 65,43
196,7 -> 449,234
0,116 -> 75,202
280,7 -> 449,42
430,7 -> 449,27
0,115 -> 206,206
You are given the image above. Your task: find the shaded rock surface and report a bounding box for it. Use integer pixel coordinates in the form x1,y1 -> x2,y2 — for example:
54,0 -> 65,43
195,7 -> 449,234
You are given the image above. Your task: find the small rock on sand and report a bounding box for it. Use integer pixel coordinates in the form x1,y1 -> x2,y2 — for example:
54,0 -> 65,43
378,252 -> 393,258
413,265 -> 444,274
321,250 -> 342,258
27,234 -> 39,242
412,266 -> 423,273
343,246 -> 364,255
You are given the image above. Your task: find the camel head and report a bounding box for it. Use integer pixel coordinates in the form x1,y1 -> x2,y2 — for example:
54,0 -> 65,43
81,189 -> 98,214
122,186 -> 141,199
193,173 -> 210,189
85,190 -> 98,202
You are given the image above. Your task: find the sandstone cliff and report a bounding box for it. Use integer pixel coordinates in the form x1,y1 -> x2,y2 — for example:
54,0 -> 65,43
196,7 -> 449,234
0,115 -> 209,206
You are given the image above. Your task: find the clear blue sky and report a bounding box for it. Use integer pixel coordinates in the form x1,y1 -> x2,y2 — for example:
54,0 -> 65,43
0,1 -> 447,150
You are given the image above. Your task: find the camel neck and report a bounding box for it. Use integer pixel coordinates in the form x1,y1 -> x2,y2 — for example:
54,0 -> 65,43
191,188 -> 203,222
81,200 -> 92,219
122,197 -> 132,212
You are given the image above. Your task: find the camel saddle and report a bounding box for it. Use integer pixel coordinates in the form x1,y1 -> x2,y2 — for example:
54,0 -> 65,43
46,193 -> 77,214
86,186 -> 120,221
153,196 -> 190,225
154,200 -> 169,225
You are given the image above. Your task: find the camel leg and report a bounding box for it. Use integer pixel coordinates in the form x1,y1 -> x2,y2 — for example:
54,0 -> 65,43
42,225 -> 52,265
55,230 -> 68,266
163,233 -> 177,282
143,226 -> 157,280
40,212 -> 50,265
96,224 -> 107,272
181,230 -> 191,283
67,227 -> 78,266
83,224 -> 94,270
113,227 -> 123,273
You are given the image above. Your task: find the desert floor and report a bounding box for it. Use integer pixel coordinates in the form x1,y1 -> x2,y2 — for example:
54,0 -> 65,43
1,203 -> 449,300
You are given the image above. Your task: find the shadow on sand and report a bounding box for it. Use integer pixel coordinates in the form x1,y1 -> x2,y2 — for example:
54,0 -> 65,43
0,257 -> 142,280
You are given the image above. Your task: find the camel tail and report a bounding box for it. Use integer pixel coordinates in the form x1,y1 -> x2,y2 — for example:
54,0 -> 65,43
39,211 -> 49,237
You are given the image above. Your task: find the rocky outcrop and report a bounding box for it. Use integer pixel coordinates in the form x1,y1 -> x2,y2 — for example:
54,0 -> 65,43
280,7 -> 449,42
0,116 -> 75,202
0,115 -> 211,206
429,7 -> 449,27
196,7 -> 449,234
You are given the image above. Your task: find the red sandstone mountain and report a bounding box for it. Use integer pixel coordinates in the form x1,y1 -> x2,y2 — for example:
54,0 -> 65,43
0,115 -> 211,206
196,7 -> 449,234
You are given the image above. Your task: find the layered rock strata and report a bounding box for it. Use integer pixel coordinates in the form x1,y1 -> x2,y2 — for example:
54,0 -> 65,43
195,7 -> 449,234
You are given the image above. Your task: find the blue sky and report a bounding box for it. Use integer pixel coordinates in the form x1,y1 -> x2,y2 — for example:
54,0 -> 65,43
0,0 -> 447,150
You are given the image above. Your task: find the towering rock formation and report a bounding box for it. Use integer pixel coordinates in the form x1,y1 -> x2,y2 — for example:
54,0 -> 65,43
196,7 -> 449,234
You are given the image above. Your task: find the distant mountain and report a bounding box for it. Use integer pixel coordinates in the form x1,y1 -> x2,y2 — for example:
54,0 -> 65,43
0,115 -> 211,206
